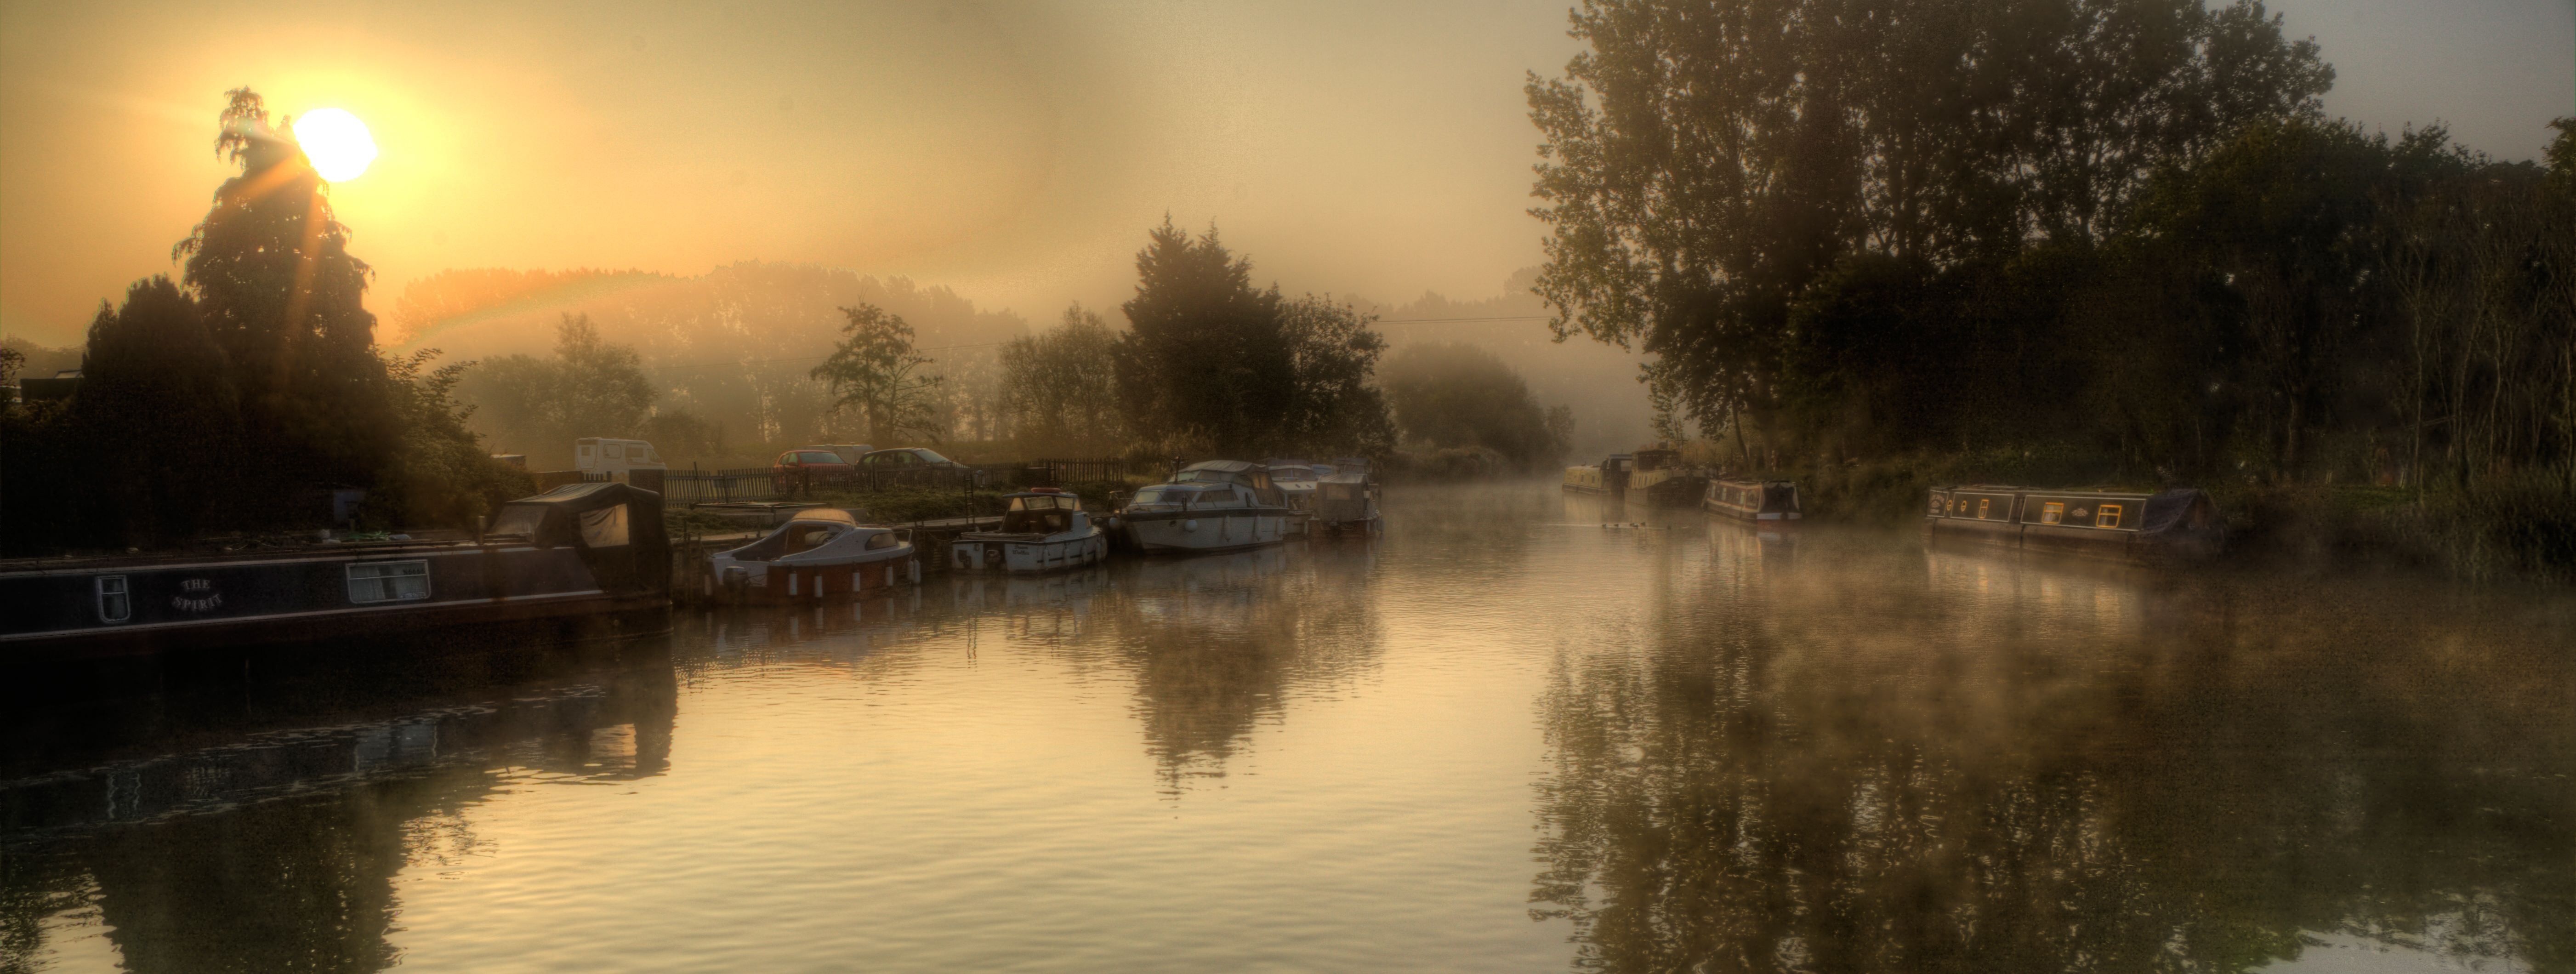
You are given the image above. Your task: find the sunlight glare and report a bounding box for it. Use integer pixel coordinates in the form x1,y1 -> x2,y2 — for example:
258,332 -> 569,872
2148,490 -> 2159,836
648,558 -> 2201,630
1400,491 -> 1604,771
291,108 -> 377,182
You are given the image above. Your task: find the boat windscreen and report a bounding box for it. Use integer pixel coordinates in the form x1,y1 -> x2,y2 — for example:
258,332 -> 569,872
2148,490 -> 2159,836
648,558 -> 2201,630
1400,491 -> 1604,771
487,503 -> 549,538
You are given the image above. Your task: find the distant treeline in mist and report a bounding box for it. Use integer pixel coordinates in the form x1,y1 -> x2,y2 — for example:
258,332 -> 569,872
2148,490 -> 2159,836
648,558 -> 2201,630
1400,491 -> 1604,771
412,222 -> 1581,473
1532,0 -> 2576,497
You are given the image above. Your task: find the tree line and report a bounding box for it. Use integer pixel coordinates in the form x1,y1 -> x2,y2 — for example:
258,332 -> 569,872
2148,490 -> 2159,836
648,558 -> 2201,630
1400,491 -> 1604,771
1529,0 -> 2575,497
1,90 -> 515,553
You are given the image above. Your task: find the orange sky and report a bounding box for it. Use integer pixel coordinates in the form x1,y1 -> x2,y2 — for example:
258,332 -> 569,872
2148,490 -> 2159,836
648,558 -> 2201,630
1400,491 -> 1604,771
1,0 -> 2567,347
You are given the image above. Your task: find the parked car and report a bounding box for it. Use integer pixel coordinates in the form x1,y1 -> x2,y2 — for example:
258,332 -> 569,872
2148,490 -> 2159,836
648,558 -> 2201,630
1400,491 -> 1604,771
802,443 -> 876,464
858,448 -> 986,487
772,448 -> 855,493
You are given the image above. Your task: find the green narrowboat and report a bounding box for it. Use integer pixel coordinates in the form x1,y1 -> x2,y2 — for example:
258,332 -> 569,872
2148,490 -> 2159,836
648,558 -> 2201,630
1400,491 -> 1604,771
1705,479 -> 1802,522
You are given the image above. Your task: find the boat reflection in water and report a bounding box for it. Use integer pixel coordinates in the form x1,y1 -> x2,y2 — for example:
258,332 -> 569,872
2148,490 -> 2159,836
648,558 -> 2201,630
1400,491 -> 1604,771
0,638 -> 677,973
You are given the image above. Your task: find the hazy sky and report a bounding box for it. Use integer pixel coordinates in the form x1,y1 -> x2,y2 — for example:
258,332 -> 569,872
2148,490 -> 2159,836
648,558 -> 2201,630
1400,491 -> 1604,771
2,0 -> 2569,347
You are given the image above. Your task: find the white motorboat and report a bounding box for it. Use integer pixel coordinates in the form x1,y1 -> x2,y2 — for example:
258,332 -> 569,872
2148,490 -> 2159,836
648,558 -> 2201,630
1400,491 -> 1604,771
1117,461 -> 1294,554
1264,458 -> 1319,535
949,489 -> 1111,573
708,508 -> 918,601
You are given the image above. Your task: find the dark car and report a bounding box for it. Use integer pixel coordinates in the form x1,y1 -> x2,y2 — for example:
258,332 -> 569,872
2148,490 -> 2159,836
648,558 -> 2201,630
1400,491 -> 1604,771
772,449 -> 854,492
858,448 -> 986,487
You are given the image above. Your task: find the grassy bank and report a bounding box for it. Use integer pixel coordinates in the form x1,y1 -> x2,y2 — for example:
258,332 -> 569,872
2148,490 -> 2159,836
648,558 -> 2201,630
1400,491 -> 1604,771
1768,449 -> 2576,585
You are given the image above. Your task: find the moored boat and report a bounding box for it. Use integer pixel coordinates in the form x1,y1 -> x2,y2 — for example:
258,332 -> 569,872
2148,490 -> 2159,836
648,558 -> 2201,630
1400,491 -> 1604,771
0,482 -> 671,661
1115,462 -> 1294,554
1626,446 -> 1706,508
1265,459 -> 1319,535
1705,478 -> 1803,522
1563,454 -> 1633,496
948,489 -> 1110,573
1924,485 -> 2225,563
708,508 -> 919,601
1312,468 -> 1382,536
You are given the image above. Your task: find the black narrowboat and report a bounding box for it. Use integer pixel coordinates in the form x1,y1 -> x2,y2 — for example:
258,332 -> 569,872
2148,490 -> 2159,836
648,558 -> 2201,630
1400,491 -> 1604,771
1923,484 -> 2224,563
0,482 -> 670,661
1705,478 -> 1802,522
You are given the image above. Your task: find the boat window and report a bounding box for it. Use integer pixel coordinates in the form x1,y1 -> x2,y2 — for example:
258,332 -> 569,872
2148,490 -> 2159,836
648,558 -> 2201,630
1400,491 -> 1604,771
579,504 -> 631,548
865,532 -> 900,550
2095,504 -> 2123,529
347,561 -> 431,604
1977,498 -> 1990,519
2042,501 -> 2064,524
627,444 -> 649,462
784,525 -> 837,554
96,575 -> 131,623
1194,489 -> 1240,508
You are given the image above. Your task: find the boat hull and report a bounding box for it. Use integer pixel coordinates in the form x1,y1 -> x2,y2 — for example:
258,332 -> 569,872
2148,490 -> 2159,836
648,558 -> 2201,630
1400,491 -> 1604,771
1121,509 -> 1291,553
0,545 -> 656,662
949,530 -> 1111,573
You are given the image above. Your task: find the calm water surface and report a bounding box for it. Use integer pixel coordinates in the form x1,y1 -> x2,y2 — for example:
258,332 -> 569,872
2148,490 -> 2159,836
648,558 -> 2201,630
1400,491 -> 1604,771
4,483 -> 2570,973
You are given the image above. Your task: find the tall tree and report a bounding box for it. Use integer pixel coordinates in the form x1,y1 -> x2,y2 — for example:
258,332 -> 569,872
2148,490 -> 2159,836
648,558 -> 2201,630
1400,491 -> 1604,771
173,88 -> 401,504
71,277 -> 245,545
812,303 -> 944,444
1113,220 -> 1390,456
1527,0 -> 2332,441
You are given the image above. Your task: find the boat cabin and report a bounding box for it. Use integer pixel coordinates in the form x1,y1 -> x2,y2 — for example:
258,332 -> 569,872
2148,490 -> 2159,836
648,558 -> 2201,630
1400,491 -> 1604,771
1706,479 -> 1802,521
999,490 -> 1086,535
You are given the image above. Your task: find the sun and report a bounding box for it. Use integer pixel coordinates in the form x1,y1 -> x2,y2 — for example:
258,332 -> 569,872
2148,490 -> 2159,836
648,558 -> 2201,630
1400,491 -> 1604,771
291,108 -> 378,182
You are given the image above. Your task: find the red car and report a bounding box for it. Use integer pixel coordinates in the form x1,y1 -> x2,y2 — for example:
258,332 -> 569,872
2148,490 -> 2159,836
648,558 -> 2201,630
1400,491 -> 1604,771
772,449 -> 853,493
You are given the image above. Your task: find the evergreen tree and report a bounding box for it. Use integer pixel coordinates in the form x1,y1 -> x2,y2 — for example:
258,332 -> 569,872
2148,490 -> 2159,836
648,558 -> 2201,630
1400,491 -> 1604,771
172,88 -> 402,513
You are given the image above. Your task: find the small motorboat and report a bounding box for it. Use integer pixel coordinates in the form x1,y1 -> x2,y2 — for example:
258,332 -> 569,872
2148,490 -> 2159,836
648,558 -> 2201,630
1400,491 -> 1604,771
1264,459 -> 1320,535
1116,462 -> 1294,554
949,488 -> 1110,573
708,508 -> 917,601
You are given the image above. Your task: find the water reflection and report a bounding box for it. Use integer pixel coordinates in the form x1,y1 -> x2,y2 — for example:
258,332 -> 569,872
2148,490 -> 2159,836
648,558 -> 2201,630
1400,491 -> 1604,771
1530,544 -> 2574,973
0,640 -> 677,973
1008,547 -> 1386,789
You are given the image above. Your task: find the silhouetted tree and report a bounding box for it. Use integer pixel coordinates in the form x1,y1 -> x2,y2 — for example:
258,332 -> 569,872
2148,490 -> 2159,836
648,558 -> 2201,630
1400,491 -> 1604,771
174,88 -> 404,513
1114,220 -> 1392,457
69,277 -> 245,546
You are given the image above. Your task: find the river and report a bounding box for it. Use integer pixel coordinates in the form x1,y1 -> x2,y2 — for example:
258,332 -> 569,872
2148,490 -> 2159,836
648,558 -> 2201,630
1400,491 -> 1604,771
3,482 -> 2569,973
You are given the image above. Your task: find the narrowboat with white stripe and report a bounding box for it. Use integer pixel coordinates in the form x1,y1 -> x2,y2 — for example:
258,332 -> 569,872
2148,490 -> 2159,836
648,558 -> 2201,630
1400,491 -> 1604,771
948,489 -> 1110,573
707,507 -> 919,602
0,482 -> 671,661
1924,485 -> 2226,563
1705,478 -> 1803,522
1114,462 -> 1293,554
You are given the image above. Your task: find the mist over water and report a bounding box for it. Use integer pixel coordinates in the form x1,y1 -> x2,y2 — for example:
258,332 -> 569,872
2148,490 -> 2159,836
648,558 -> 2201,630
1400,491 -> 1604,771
5,483 -> 2568,972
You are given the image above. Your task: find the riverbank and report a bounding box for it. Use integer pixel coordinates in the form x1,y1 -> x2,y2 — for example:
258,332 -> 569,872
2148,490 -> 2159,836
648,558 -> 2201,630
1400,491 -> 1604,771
1768,450 -> 2576,585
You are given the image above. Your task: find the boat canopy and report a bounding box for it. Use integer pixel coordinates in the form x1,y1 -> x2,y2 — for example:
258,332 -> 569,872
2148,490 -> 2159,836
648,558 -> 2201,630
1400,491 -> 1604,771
482,481 -> 669,595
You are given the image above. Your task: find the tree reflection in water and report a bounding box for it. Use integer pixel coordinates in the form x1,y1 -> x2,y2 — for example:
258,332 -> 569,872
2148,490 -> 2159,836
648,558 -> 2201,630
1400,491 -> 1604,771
988,542 -> 1386,791
1530,552 -> 2573,973
0,639 -> 679,973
